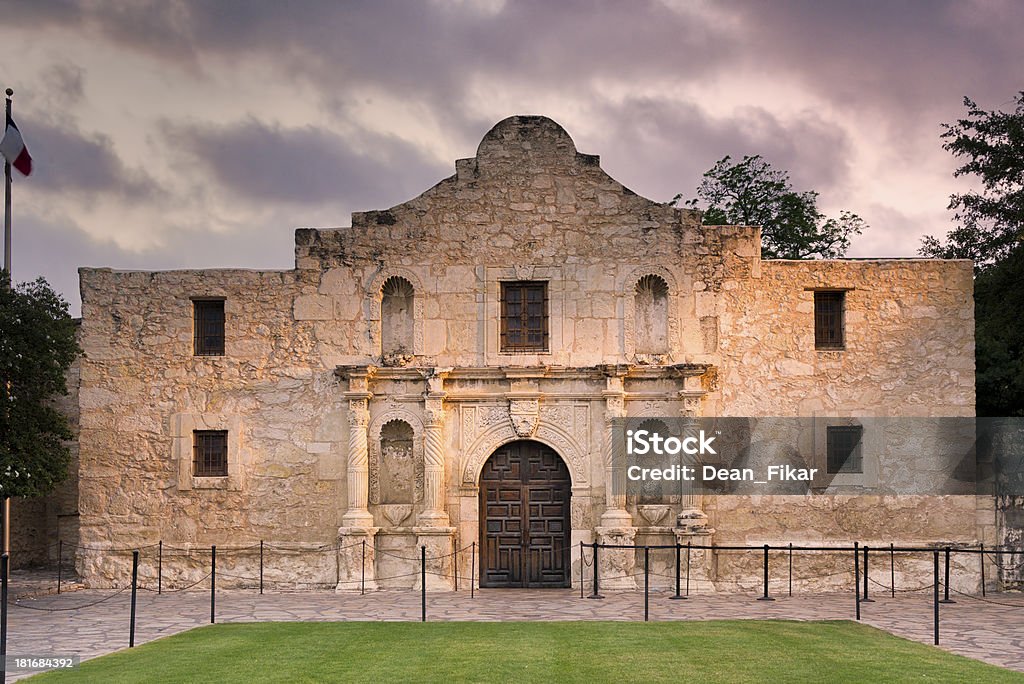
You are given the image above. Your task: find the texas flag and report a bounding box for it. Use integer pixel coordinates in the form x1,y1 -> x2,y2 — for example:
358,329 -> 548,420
0,113 -> 32,177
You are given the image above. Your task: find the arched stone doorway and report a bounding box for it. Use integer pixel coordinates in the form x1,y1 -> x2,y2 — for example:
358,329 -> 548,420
479,440 -> 571,588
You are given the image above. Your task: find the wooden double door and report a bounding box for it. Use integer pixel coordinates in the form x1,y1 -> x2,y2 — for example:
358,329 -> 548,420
480,440 -> 571,588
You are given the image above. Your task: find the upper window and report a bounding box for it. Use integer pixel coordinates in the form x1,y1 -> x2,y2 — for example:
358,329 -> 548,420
500,281 -> 548,352
826,425 -> 863,474
193,430 -> 228,477
193,299 -> 225,356
814,290 -> 845,349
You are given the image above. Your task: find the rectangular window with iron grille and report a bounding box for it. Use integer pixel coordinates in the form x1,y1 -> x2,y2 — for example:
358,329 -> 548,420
827,425 -> 863,474
193,299 -> 225,356
193,430 -> 228,477
814,290 -> 845,349
500,281 -> 549,352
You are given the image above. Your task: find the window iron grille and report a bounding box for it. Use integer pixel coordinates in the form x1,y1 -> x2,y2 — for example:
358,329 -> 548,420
827,425 -> 863,474
193,430 -> 228,477
500,281 -> 549,352
814,290 -> 845,349
193,299 -> 225,356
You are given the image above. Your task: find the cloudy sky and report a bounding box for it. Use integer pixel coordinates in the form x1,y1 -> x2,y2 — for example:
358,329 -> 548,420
2,0 -> 1021,315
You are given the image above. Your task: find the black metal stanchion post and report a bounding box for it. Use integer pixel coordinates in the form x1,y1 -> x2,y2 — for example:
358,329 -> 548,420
933,549 -> 939,645
940,546 -> 955,603
589,542 -> 603,599
158,540 -> 163,595
1,553 -> 8,681
788,543 -> 793,597
420,545 -> 427,622
361,540 -> 366,596
211,545 -> 216,624
643,546 -> 650,622
580,542 -> 585,599
259,540 -> 264,595
671,542 -> 684,599
454,543 -> 459,592
854,541 -> 861,621
57,539 -> 63,594
890,542 -> 895,598
471,541 -> 476,599
685,541 -> 691,597
980,543 -> 986,597
130,550 -> 139,647
757,544 -> 774,601
862,546 -> 873,602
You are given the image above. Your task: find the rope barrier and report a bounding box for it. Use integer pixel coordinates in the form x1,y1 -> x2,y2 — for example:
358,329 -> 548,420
946,586 -> 1024,609
985,553 -> 1024,571
376,546 -> 465,562
58,542 -> 163,552
866,575 -> 933,593
28,539 -> 1024,601
137,572 -> 213,594
10,586 -> 129,612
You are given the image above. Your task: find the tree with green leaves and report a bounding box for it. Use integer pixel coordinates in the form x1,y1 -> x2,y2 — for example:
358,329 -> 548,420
921,93 -> 1024,416
921,92 -> 1024,269
676,154 -> 864,259
973,244 -> 1024,416
0,272 -> 81,498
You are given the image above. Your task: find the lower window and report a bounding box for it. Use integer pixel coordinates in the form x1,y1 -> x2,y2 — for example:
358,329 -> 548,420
826,425 -> 863,474
193,430 -> 228,477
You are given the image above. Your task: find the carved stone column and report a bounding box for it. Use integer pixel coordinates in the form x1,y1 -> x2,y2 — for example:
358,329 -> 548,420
596,365 -> 636,589
336,366 -> 378,592
418,369 -> 451,527
600,367 -> 632,528
677,383 -> 709,532
340,367 -> 375,528
411,370 -> 455,590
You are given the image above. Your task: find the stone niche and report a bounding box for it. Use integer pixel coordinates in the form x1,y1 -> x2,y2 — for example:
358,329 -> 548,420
380,420 -> 415,504
634,274 -> 669,356
370,415 -> 424,528
381,276 -> 415,366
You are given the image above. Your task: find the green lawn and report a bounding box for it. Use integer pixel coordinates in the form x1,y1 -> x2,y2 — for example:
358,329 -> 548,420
30,621 -> 1024,683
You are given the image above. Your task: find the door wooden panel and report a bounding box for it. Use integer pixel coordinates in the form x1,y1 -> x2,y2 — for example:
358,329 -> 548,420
480,441 -> 571,588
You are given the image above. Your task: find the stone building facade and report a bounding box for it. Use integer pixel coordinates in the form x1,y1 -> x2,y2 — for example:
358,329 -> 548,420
72,115 -> 990,591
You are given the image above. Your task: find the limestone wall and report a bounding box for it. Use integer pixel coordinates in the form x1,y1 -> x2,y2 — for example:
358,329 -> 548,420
715,259 -> 975,417
76,268 -> 350,583
701,258 -> 985,561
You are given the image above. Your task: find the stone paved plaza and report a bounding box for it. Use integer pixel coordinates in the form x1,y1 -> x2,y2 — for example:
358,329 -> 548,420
4,575 -> 1023,681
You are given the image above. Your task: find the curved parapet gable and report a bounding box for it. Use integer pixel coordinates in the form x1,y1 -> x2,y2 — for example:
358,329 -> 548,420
295,115 -> 754,270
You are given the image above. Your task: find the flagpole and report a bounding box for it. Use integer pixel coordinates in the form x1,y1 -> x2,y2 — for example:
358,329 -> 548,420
4,88 -> 11,278
3,87 -> 12,563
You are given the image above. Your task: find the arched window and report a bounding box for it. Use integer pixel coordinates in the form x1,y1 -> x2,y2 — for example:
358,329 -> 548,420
379,420 -> 415,504
634,274 -> 669,355
381,276 -> 415,362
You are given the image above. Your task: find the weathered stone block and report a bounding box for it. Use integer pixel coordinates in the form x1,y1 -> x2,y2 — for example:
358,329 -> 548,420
294,294 -> 333,320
